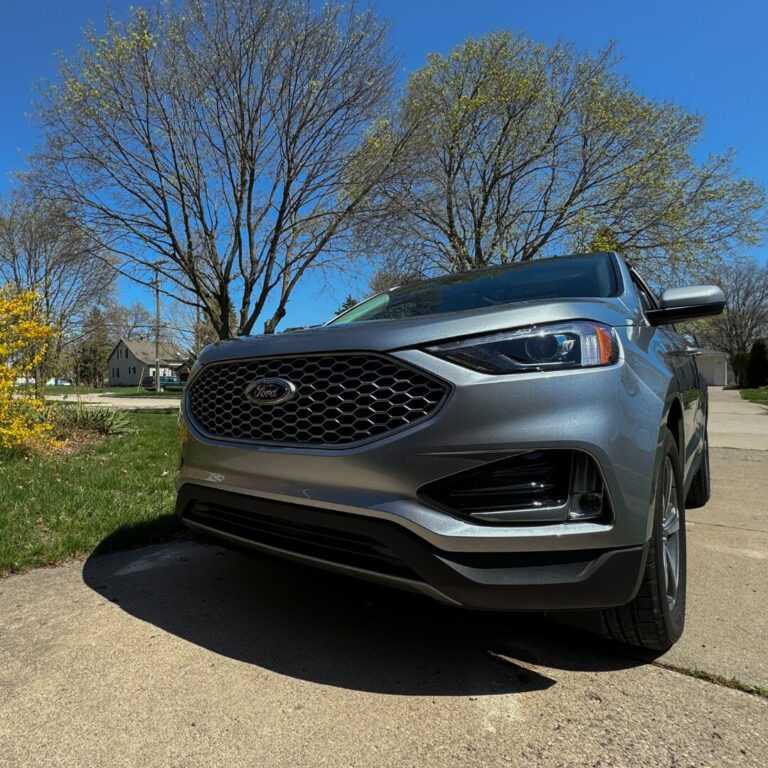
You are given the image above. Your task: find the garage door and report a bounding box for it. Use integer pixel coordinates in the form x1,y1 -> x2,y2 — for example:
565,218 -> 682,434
697,356 -> 727,386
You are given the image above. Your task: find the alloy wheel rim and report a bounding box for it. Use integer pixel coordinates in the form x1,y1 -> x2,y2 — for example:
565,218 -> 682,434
660,456 -> 681,610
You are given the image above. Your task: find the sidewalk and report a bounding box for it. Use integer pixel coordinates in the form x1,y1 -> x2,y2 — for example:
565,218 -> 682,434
707,387 -> 768,450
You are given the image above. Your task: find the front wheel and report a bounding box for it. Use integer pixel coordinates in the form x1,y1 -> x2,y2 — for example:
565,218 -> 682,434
601,427 -> 686,651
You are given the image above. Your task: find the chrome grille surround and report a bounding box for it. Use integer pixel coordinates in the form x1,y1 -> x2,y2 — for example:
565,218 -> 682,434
185,353 -> 450,447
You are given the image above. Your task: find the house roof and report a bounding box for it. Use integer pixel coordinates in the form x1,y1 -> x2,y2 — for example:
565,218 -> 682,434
108,338 -> 187,366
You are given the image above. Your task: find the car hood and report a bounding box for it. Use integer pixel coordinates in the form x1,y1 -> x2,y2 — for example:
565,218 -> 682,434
197,297 -> 635,365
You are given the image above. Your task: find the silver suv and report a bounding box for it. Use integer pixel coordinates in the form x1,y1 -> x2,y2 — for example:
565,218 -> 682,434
176,252 -> 724,650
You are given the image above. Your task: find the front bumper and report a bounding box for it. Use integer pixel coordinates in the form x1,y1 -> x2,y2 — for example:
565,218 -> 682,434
177,485 -> 649,610
177,345 -> 664,609
178,349 -> 661,553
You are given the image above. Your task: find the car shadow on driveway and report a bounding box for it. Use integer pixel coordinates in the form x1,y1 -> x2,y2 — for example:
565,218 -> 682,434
82,538 -> 645,697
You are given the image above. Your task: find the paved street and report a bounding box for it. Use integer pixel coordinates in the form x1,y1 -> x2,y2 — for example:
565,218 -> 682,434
45,392 -> 181,410
1,387 -> 767,767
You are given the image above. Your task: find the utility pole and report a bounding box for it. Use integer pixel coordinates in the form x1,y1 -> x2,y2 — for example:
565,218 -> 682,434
194,302 -> 201,358
154,264 -> 162,393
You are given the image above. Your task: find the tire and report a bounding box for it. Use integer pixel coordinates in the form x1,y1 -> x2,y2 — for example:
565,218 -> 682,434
601,427 -> 686,651
685,428 -> 710,509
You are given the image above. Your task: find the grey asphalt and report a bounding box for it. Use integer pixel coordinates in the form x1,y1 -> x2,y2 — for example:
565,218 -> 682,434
1,387 -> 767,767
45,392 -> 181,409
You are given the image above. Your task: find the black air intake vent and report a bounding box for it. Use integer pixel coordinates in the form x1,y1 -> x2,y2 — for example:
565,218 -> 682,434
421,450 -> 571,515
419,450 -> 611,524
184,501 -> 420,580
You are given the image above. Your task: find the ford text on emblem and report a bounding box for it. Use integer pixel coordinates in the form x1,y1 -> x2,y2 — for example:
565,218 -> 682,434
244,377 -> 297,406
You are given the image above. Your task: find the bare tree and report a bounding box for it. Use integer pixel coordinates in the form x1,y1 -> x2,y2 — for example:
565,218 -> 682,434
104,300 -> 154,341
687,258 -> 768,357
368,264 -> 423,295
356,32 -> 766,280
32,0 -> 405,338
0,192 -> 114,387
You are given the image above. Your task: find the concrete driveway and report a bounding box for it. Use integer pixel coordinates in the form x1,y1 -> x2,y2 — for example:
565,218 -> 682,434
1,388 -> 767,767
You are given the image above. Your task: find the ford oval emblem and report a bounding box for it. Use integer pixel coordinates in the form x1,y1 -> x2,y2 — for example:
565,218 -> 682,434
244,377 -> 297,406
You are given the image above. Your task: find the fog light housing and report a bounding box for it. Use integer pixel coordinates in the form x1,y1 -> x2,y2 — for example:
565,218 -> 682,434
567,452 -> 607,521
419,449 -> 612,524
574,492 -> 604,518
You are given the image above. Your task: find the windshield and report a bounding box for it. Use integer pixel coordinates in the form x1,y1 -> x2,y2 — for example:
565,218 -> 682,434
331,253 -> 619,324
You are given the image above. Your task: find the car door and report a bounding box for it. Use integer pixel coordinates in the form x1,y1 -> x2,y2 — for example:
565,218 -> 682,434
630,271 -> 703,479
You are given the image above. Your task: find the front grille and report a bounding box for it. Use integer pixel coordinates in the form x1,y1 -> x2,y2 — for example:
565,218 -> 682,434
186,353 -> 448,446
184,501 -> 419,580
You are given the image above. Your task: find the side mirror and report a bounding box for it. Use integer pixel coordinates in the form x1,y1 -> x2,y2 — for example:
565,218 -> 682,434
646,285 -> 726,326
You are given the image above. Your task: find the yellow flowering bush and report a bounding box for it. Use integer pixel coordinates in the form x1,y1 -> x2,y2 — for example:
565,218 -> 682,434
0,288 -> 55,449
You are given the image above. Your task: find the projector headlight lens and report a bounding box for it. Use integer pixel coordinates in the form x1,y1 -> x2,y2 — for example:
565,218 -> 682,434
427,322 -> 619,374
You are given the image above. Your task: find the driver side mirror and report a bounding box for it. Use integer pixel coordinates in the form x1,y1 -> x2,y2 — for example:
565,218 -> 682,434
646,285 -> 726,326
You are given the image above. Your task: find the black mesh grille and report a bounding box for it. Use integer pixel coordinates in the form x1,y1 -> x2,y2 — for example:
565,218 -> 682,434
186,353 -> 449,446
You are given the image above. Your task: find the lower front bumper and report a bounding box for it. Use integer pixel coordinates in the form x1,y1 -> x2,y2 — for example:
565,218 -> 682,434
176,485 -> 648,611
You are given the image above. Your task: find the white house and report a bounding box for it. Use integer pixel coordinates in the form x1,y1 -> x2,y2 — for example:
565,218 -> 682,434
107,339 -> 187,387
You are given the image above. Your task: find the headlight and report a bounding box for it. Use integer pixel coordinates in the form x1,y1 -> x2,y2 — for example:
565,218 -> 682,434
426,321 -> 619,374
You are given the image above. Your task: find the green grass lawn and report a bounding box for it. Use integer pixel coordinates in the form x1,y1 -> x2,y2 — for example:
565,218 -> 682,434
0,411 -> 184,576
739,388 -> 768,405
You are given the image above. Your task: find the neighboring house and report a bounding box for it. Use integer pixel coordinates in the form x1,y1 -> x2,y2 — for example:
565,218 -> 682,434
107,338 -> 187,387
696,349 -> 729,387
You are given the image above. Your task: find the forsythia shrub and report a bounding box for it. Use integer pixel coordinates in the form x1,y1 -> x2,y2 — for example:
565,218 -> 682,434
0,288 -> 55,449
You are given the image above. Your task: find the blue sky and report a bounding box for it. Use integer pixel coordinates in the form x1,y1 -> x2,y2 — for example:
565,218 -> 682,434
1,0 -> 767,329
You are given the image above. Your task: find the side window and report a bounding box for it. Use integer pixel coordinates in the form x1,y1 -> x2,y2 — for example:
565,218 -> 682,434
630,274 -> 658,320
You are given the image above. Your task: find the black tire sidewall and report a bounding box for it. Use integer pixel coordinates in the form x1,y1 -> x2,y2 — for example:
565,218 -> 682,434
652,429 -> 687,639
702,430 -> 711,499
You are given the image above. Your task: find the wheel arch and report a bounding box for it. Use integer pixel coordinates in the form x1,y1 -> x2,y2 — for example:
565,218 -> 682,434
664,396 -> 684,454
